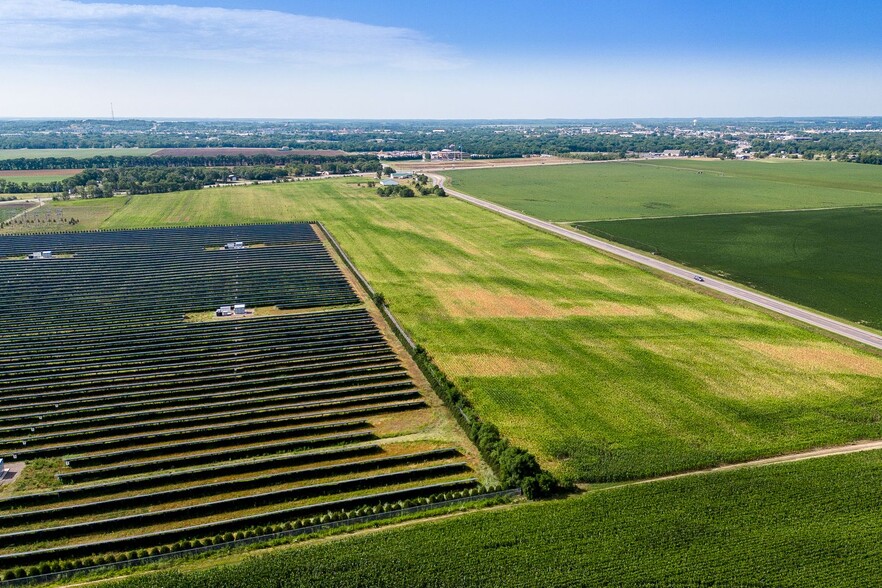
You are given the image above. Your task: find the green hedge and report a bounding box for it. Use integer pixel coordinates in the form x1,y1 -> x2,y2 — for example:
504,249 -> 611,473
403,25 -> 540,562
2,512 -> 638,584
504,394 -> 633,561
410,343 -> 561,498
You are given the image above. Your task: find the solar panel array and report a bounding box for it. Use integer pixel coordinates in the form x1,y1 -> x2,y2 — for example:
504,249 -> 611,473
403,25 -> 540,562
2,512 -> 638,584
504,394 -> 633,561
0,224 -> 475,569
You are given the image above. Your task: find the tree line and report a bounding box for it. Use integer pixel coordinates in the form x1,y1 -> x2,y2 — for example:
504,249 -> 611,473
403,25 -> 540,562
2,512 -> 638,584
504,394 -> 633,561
750,133 -> 882,163
0,154 -> 383,172
0,160 -> 382,196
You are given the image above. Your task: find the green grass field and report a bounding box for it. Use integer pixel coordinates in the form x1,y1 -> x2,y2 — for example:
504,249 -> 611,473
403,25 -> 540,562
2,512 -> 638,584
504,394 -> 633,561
578,206 -> 882,331
0,173 -> 76,184
105,450 -> 882,587
14,181 -> 882,482
444,159 -> 882,221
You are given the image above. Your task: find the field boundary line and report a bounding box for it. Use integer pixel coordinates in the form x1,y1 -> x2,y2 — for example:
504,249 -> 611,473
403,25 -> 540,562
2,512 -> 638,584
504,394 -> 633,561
315,222 -> 416,351
568,202 -> 881,223
429,173 -> 882,352
592,439 -> 882,492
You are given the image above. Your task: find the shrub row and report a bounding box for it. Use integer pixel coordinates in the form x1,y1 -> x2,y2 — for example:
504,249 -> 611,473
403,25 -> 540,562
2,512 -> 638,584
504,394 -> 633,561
0,485 -> 503,582
0,463 -> 471,549
410,344 -> 561,499
0,478 -> 478,568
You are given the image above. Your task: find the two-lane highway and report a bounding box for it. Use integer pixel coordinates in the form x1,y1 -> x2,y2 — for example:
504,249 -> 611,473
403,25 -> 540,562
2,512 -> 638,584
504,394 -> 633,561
429,173 -> 882,352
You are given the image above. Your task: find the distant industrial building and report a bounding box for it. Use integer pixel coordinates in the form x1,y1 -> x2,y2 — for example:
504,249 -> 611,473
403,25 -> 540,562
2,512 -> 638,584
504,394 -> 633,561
430,148 -> 465,161
28,251 -> 52,260
377,150 -> 423,159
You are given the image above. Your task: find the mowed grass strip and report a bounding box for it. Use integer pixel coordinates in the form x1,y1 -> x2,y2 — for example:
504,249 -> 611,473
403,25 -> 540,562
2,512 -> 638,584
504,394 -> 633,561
31,180 -> 882,482
105,450 -> 882,588
444,158 -> 882,221
0,169 -> 80,183
578,205 -> 882,331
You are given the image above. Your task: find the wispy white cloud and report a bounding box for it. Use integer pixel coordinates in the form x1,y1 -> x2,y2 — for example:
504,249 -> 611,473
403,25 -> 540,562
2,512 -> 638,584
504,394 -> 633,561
0,0 -> 464,69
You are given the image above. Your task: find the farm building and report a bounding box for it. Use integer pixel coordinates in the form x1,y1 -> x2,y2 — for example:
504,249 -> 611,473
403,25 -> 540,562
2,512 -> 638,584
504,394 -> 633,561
662,150 -> 682,157
390,172 -> 413,179
380,179 -> 399,187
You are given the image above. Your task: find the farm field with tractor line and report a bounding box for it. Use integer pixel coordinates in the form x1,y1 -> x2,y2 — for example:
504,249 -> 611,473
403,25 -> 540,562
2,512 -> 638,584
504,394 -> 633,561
18,178 -> 882,487
443,158 -> 882,221
577,205 -> 882,332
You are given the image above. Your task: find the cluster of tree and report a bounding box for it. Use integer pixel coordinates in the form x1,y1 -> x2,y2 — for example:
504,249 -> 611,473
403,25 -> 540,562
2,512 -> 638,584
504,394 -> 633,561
230,166 -> 288,181
376,184 -> 415,198
848,151 -> 882,165
413,174 -> 446,196
0,154 -> 383,172
0,129 -> 737,162
61,168 -> 226,197
750,133 -> 882,163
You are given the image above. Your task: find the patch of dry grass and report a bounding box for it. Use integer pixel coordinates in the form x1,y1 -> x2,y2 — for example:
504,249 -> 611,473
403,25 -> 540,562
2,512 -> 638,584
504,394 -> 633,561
738,341 -> 882,377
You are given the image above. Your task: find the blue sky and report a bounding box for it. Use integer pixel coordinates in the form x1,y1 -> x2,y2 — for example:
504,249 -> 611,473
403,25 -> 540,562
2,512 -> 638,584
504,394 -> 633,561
2,0 -> 881,118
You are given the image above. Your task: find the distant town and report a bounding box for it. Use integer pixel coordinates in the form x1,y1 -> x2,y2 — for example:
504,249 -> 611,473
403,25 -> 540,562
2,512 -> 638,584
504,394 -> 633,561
1,118 -> 881,163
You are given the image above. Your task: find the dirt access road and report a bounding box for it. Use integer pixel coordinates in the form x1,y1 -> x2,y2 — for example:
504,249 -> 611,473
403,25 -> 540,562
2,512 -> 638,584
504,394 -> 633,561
597,439 -> 882,491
